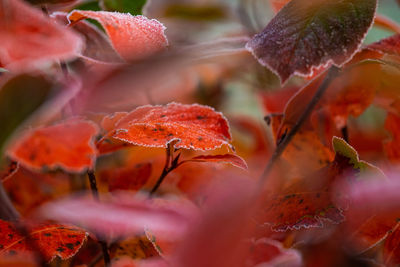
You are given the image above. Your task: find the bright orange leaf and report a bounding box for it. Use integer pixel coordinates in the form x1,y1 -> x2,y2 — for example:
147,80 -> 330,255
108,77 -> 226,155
7,119 -> 99,173
68,10 -> 168,61
106,103 -> 232,151
0,220 -> 87,262
0,0 -> 82,71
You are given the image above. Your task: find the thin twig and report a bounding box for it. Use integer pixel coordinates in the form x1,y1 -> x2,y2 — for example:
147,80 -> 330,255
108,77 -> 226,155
150,145 -> 174,195
86,170 -> 111,266
259,66 -> 340,184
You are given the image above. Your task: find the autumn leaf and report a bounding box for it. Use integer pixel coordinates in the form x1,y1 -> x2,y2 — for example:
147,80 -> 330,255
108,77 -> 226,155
7,118 -> 99,173
104,103 -> 233,151
0,0 -> 82,71
51,12 -> 123,63
180,154 -> 248,170
259,137 -> 383,232
246,0 -> 377,83
36,192 -> 198,240
68,10 -> 168,61
0,220 -> 87,262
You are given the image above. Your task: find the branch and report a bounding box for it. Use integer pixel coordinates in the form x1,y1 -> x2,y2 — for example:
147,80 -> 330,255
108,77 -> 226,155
259,66 -> 340,184
150,143 -> 180,195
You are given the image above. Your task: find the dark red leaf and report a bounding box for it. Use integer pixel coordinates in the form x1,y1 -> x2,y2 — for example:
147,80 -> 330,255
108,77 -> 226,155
246,0 -> 377,83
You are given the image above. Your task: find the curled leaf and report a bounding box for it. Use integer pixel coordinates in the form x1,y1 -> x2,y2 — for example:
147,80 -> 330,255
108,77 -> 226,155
68,10 -> 168,61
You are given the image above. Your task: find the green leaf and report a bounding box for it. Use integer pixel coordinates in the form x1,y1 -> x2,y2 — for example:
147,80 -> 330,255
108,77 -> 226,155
246,0 -> 378,84
0,74 -> 53,154
100,0 -> 146,15
332,137 -> 383,175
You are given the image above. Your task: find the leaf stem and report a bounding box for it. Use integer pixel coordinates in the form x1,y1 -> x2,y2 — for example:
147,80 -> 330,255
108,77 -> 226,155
150,144 -> 179,195
259,66 -> 340,184
86,170 -> 111,266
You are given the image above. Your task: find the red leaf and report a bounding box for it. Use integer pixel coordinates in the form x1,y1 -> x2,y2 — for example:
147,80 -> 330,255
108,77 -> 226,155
7,119 -> 99,173
51,12 -> 123,63
259,137 -> 383,232
107,103 -> 232,151
246,0 -> 377,83
0,0 -> 82,71
68,11 -> 168,61
0,220 -> 87,262
182,154 -> 248,170
36,192 -> 198,239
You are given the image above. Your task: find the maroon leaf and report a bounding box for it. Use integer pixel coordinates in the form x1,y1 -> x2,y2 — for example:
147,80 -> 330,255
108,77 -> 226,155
246,0 -> 377,83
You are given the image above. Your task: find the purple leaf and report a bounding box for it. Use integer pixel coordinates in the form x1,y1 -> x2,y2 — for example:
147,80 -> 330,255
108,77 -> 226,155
246,0 -> 377,84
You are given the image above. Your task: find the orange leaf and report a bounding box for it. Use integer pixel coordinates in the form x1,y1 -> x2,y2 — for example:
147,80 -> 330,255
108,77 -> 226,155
108,103 -> 232,151
68,10 -> 168,61
7,119 -> 99,173
0,0 -> 82,71
182,154 -> 248,170
0,220 -> 87,262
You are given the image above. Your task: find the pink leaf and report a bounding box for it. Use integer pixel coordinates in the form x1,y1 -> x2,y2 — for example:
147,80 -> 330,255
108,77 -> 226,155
36,192 -> 198,240
0,0 -> 82,71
